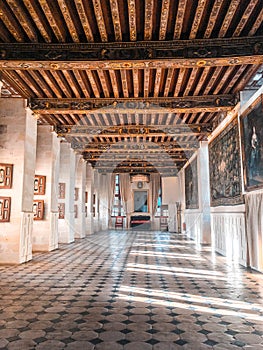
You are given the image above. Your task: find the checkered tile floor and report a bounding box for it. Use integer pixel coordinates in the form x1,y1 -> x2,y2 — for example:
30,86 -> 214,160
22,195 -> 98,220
0,230 -> 263,349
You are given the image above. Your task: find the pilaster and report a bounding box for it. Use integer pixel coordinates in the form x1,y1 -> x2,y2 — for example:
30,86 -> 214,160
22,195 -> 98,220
58,142 -> 75,243
86,164 -> 94,235
0,99 -> 37,264
197,141 -> 212,244
32,126 -> 60,251
75,155 -> 86,239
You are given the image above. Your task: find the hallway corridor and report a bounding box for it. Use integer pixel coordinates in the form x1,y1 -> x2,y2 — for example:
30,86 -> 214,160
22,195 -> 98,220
0,230 -> 262,350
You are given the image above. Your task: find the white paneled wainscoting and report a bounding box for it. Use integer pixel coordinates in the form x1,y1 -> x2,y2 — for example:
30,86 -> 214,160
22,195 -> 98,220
211,209 -> 247,267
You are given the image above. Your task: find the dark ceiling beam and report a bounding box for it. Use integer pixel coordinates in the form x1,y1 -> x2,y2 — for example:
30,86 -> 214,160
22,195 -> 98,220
0,36 -> 262,70
29,95 -> 237,115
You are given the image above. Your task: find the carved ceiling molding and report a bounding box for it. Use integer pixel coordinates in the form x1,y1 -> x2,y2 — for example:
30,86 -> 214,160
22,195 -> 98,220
0,36 -> 262,70
96,166 -> 179,174
54,123 -> 212,137
71,141 -> 199,150
29,95 -> 237,114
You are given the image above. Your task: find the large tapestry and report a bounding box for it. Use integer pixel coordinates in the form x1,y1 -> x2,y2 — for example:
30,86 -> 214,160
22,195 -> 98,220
240,95 -> 263,191
209,119 -> 243,206
185,157 -> 199,209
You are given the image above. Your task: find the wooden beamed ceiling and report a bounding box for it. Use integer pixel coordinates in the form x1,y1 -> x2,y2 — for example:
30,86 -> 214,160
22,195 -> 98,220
0,0 -> 262,174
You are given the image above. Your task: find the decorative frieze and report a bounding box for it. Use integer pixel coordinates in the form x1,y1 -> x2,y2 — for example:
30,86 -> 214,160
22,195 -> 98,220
0,36 -> 262,70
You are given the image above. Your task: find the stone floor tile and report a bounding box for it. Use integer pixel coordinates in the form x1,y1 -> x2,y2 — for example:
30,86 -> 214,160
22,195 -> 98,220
35,340 -> 65,349
127,322 -> 152,332
99,330 -> 124,342
65,341 -> 95,349
153,322 -> 176,332
95,341 -> 123,350
19,330 -> 46,340
0,339 -> 8,348
235,333 -> 263,344
71,331 -> 98,341
153,331 -> 180,342
124,341 -> 152,350
126,331 -> 152,342
153,342 -> 181,350
0,328 -> 19,338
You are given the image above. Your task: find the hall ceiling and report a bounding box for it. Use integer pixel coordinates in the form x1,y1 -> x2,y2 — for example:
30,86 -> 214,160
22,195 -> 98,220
0,0 -> 262,175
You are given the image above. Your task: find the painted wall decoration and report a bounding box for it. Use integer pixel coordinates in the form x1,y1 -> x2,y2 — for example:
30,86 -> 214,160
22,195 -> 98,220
209,119 -> 243,206
185,157 -> 199,209
240,95 -> 263,191
0,164 -> 13,189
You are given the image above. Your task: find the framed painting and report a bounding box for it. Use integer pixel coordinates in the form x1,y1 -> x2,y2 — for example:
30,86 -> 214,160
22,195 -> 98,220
185,157 -> 199,209
0,197 -> 11,222
74,188 -> 79,201
134,190 -> 148,212
34,175 -> 46,195
33,200 -> 44,220
74,204 -> 78,218
0,164 -> 13,189
58,203 -> 65,219
240,95 -> 263,191
58,183 -> 66,199
209,119 -> 244,206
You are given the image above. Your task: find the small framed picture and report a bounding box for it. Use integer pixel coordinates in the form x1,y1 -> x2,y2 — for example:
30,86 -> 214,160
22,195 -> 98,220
137,181 -> 143,189
74,204 -> 78,218
0,197 -> 11,222
58,203 -> 65,219
33,200 -> 44,220
74,188 -> 79,201
58,183 -> 66,199
0,164 -> 13,189
34,175 -> 46,195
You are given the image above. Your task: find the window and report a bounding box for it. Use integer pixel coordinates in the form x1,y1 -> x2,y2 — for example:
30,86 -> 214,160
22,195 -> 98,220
155,186 -> 162,217
112,174 -> 124,216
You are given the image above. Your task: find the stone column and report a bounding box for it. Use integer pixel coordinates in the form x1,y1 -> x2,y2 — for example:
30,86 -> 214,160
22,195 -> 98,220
98,173 -> 109,231
86,164 -> 94,235
32,125 -> 60,251
0,99 -> 37,264
93,169 -> 100,232
74,155 -> 86,239
58,142 -> 75,243
197,141 -> 211,244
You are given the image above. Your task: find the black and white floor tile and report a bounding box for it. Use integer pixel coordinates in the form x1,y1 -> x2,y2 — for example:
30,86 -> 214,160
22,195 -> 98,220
0,230 -> 262,349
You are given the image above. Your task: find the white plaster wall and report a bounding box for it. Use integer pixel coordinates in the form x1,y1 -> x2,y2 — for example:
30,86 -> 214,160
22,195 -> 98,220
0,99 -> 37,263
